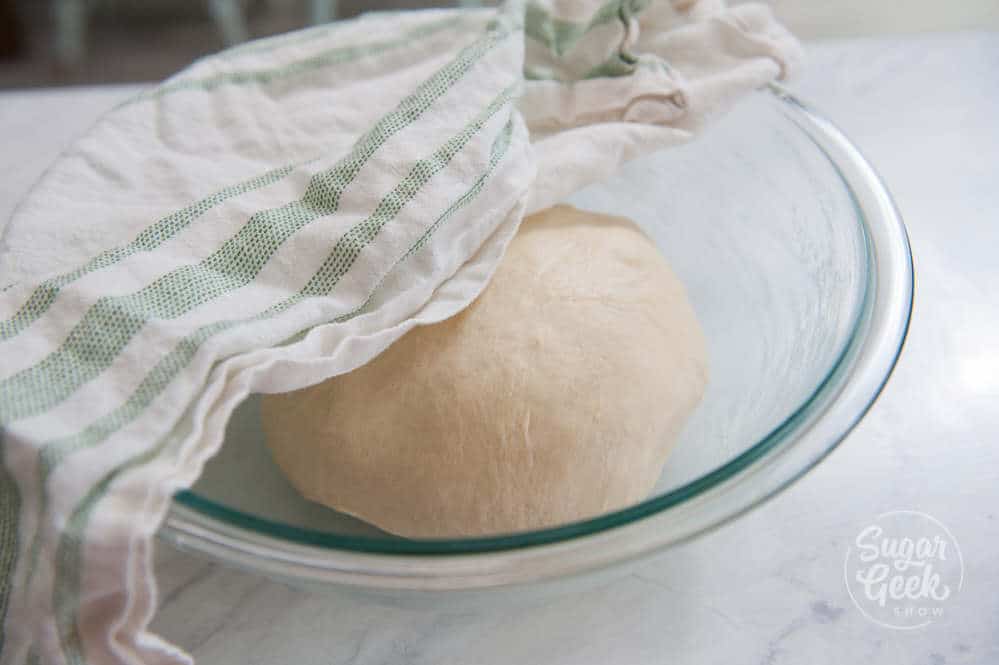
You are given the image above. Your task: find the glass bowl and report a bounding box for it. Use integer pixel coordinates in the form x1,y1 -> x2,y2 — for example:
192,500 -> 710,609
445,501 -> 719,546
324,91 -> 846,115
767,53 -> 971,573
161,86 -> 913,592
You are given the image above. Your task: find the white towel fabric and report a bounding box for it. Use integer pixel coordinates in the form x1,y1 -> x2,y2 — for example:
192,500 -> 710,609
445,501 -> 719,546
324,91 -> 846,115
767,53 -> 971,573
0,2 -> 800,663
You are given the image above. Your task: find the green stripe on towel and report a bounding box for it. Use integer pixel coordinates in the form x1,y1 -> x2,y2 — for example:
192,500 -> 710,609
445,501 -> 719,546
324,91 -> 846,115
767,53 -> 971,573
119,15 -> 465,108
53,89 -> 518,665
0,164 -> 300,342
0,449 -> 20,656
0,26 -> 510,425
3,24 -> 518,647
524,0 -> 650,57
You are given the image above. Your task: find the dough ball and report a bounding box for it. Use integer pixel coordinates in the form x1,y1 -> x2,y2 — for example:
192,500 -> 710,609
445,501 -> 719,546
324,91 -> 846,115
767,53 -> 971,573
261,204 -> 708,538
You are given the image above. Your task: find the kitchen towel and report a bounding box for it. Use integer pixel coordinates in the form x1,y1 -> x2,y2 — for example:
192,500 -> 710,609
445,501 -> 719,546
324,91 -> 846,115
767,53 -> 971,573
0,2 -> 800,663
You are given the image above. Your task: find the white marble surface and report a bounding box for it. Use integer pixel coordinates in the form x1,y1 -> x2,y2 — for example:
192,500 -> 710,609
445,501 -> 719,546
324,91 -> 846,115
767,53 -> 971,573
2,31 -> 998,665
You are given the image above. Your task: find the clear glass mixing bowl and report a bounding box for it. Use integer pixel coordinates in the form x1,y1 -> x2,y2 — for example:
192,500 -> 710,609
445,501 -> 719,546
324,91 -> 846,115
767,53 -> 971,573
161,87 -> 913,592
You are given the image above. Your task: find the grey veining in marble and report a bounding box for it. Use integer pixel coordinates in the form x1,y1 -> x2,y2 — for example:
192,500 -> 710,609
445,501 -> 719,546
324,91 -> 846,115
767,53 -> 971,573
2,31 -> 998,665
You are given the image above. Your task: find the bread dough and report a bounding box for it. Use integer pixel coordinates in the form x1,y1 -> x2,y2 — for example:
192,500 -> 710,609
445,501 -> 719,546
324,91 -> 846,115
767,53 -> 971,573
261,205 -> 708,538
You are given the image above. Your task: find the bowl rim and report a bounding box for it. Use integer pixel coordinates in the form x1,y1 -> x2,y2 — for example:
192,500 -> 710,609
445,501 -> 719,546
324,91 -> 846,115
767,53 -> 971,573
160,86 -> 914,590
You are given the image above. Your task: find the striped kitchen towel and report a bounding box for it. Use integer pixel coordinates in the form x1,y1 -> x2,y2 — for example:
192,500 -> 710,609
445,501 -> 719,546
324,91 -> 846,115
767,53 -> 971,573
0,1 -> 800,663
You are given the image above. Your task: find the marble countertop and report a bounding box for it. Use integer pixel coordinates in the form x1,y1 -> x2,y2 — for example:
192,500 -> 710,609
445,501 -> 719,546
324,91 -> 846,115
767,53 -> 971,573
2,31 -> 997,665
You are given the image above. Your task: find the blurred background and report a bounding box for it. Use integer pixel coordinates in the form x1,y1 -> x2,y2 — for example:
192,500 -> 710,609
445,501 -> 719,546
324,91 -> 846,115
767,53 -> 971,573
0,0 -> 997,89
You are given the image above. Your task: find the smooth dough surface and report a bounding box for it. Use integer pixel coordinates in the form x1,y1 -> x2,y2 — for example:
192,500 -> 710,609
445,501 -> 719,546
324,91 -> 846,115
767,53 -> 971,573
261,205 -> 708,538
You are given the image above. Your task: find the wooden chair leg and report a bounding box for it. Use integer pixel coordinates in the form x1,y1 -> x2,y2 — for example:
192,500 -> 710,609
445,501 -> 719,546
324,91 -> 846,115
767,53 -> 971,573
309,0 -> 338,25
53,0 -> 87,66
207,0 -> 250,46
